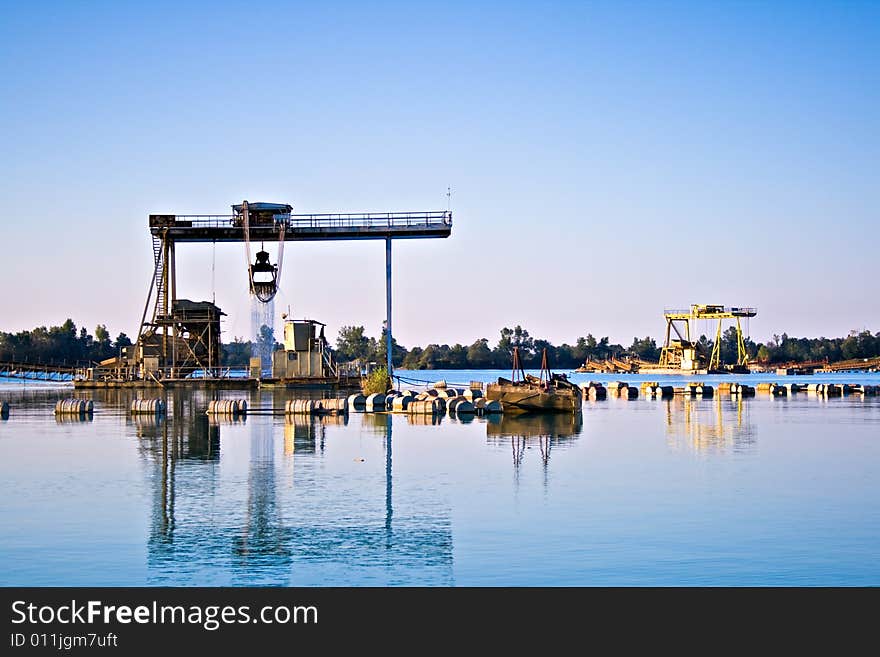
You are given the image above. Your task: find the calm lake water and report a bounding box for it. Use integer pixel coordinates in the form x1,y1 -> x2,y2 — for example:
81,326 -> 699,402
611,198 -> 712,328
1,369 -> 879,586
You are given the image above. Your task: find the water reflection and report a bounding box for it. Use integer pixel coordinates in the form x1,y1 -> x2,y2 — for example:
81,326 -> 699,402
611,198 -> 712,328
137,402 -> 453,585
233,410 -> 291,585
663,396 -> 756,453
487,412 -> 583,471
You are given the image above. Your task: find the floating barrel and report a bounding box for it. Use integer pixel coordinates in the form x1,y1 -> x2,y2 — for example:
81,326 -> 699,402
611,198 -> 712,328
55,399 -> 93,415
482,400 -> 503,414
463,388 -> 483,400
447,396 -> 468,411
584,384 -> 607,400
767,384 -> 787,396
452,400 -> 476,414
644,385 -> 673,398
785,383 -> 802,394
683,384 -> 713,397
730,383 -> 756,396
620,386 -> 638,399
756,382 -> 774,392
364,393 -> 387,411
321,398 -> 349,413
823,384 -> 842,397
391,396 -> 411,412
409,399 -> 439,415
717,382 -> 732,393
347,393 -> 367,409
840,384 -> 853,395
0,401 -> 8,418
130,398 -> 166,415
432,397 -> 447,412
640,381 -> 660,390
433,380 -> 447,389
206,399 -> 248,416
285,399 -> 316,415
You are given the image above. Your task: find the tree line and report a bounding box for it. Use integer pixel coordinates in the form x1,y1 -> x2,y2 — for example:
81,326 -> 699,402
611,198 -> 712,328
0,319 -> 132,365
2,319 -> 878,369
334,324 -> 880,369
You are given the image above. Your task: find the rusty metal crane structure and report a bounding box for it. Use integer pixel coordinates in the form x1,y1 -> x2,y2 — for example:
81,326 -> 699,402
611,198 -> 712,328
658,304 -> 757,372
135,200 -> 452,382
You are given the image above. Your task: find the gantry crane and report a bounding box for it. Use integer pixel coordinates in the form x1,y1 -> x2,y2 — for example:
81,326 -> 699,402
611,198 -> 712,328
132,200 -> 452,381
658,304 -> 757,372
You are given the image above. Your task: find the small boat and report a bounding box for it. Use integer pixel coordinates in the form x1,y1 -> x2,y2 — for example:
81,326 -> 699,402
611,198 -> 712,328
486,347 -> 582,413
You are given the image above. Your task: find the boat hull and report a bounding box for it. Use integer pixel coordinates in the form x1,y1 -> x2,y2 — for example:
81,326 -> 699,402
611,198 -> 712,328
486,383 -> 582,413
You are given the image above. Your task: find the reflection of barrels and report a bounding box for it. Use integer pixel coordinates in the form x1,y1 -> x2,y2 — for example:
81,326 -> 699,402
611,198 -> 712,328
365,394 -> 386,411
409,400 -> 438,414
0,401 -> 8,418
347,393 -> 366,409
130,398 -> 166,415
206,399 -> 248,416
55,399 -> 94,415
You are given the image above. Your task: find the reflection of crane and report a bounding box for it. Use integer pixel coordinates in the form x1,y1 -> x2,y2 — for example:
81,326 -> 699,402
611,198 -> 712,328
663,396 -> 755,453
659,304 -> 757,372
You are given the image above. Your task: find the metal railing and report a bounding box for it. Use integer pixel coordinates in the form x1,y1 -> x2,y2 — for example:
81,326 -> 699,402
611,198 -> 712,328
165,211 -> 452,230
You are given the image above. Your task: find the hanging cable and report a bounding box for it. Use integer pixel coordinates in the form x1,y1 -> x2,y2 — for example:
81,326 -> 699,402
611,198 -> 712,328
211,239 -> 216,304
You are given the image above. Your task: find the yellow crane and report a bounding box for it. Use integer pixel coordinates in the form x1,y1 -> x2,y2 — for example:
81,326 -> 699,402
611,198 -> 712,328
658,304 -> 757,372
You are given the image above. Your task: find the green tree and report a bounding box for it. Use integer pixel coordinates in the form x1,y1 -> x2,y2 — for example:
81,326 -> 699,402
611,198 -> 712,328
628,336 -> 660,361
335,325 -> 372,361
466,338 -> 493,367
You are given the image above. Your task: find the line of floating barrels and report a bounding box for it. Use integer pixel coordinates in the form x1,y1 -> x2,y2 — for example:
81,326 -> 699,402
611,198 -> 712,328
344,390 -> 502,416
285,398 -> 349,415
205,399 -> 249,417
583,381 -> 879,400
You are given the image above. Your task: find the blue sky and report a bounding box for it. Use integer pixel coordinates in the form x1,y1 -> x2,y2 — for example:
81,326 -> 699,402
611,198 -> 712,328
1,1 -> 877,348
